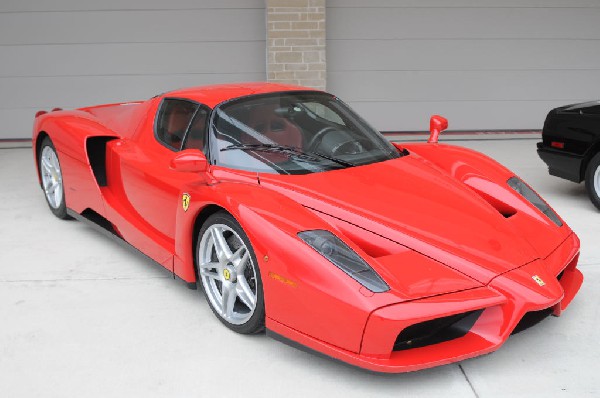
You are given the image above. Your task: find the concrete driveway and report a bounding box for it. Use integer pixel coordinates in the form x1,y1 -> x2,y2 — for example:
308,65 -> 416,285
1,138 -> 598,397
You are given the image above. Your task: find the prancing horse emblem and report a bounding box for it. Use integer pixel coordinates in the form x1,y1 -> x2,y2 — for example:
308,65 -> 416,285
532,275 -> 545,287
182,193 -> 191,212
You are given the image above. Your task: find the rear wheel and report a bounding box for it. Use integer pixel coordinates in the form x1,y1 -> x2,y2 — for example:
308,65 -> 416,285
196,212 -> 265,334
38,136 -> 69,219
585,152 -> 600,210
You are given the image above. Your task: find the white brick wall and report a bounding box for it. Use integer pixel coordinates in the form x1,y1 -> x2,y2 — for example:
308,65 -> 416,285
266,0 -> 326,90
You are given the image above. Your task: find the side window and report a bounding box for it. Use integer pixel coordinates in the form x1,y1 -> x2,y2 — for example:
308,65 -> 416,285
155,99 -> 198,150
182,106 -> 210,151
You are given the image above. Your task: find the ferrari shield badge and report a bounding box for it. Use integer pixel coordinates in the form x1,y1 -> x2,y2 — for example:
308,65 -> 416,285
532,275 -> 545,287
182,193 -> 191,212
223,269 -> 231,281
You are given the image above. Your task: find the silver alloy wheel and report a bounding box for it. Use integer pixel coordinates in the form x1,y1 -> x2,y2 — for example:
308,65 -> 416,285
40,145 -> 63,209
198,224 -> 258,325
595,164 -> 600,197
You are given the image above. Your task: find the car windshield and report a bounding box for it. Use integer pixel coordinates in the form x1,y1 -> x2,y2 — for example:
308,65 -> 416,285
209,91 -> 401,174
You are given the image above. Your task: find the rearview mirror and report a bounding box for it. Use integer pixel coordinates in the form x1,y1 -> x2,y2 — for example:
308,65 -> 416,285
428,115 -> 448,144
170,149 -> 208,173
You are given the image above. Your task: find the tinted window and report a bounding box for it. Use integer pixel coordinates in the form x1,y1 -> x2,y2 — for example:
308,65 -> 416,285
155,99 -> 198,150
210,92 -> 400,174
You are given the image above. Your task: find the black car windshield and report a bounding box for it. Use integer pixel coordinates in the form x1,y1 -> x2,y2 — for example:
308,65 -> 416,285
209,92 -> 400,174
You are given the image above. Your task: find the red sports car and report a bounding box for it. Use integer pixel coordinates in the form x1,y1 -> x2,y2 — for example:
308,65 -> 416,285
32,83 -> 583,372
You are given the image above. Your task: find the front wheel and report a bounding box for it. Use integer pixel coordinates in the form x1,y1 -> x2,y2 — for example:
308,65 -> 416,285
38,136 -> 69,219
585,152 -> 600,210
196,212 -> 265,334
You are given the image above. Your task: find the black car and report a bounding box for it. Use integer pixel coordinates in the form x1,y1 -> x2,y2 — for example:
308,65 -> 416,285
537,101 -> 600,210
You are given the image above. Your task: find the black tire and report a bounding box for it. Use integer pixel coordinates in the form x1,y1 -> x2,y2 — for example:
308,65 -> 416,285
195,211 -> 265,334
38,136 -> 70,219
585,152 -> 600,210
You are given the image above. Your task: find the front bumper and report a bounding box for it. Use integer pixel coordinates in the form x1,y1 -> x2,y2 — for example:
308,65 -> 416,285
267,233 -> 583,373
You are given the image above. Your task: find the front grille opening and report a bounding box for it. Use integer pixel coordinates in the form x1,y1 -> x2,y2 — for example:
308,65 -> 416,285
511,308 -> 553,335
393,309 -> 484,351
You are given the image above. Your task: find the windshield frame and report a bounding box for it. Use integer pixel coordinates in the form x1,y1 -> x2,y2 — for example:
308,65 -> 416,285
206,90 -> 400,175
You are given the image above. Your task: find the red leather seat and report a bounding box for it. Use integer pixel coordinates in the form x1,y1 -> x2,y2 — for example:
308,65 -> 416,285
245,104 -> 303,148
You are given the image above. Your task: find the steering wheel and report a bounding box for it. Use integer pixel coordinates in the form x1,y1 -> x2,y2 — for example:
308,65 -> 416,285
306,126 -> 337,151
331,137 -> 373,156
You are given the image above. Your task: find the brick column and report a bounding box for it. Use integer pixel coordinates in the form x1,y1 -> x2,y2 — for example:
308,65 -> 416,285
266,0 -> 326,90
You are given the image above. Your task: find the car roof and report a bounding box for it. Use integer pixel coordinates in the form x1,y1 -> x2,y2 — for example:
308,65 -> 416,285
163,82 -> 320,108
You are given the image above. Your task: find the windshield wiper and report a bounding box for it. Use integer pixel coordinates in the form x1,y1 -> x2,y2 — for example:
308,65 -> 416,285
220,144 -> 356,167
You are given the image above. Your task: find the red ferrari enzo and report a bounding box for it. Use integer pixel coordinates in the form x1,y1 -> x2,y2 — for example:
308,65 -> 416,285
32,83 -> 583,372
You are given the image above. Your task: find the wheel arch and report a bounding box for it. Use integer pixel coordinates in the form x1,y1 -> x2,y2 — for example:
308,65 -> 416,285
580,140 -> 600,181
34,131 -> 50,186
191,204 -> 228,276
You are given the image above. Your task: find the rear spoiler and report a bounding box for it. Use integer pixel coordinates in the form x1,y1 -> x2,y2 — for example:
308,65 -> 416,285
35,108 -> 63,118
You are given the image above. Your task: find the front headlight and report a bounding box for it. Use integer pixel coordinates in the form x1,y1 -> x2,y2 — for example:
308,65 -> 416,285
298,230 -> 389,293
507,176 -> 562,226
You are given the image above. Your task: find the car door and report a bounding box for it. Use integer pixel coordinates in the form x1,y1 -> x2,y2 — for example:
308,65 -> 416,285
108,97 -> 210,266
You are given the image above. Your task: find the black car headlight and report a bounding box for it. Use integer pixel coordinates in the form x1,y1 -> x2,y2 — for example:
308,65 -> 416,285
297,230 -> 389,293
507,176 -> 562,226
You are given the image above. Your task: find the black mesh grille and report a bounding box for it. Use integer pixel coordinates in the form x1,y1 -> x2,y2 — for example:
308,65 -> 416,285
393,309 -> 484,351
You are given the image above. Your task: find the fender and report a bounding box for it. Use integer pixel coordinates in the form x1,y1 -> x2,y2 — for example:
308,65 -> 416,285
33,111 -> 120,215
174,177 -> 344,283
174,177 -> 408,353
34,110 -> 120,162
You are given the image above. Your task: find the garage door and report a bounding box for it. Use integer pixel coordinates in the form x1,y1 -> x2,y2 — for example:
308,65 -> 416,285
327,1 -> 600,131
0,0 -> 265,139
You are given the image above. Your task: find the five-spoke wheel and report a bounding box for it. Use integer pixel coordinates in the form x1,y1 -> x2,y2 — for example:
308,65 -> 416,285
196,212 -> 264,333
38,136 -> 68,218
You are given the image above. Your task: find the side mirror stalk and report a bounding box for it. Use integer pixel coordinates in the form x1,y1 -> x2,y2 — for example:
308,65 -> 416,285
428,115 -> 448,144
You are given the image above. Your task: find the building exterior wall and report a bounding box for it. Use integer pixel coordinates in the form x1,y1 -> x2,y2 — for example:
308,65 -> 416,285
2,0 -> 600,138
326,0 -> 600,131
0,0 -> 266,139
266,0 -> 326,90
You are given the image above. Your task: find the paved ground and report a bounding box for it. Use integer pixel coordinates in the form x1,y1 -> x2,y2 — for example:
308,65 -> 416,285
0,139 -> 598,398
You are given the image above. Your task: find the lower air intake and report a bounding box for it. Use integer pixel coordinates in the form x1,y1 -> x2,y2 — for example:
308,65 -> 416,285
511,308 -> 553,335
393,309 -> 484,351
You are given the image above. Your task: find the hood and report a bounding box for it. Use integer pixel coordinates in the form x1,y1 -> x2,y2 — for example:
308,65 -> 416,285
259,156 -> 566,284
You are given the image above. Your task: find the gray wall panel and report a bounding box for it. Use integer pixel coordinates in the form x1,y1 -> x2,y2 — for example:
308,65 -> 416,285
0,9 -> 265,45
1,73 -> 267,110
328,3 -> 600,131
1,1 -> 265,139
329,70 -> 600,102
329,40 -> 600,71
0,73 -> 265,139
1,109 -> 46,140
0,42 -> 265,77
328,8 -> 600,40
0,0 -> 264,12
328,1 -> 600,7
350,100 -> 587,132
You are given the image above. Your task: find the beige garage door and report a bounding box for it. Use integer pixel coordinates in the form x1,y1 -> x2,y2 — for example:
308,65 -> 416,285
327,0 -> 600,131
0,0 -> 266,139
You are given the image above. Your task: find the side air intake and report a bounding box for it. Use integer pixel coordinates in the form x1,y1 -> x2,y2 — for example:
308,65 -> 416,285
86,137 -> 116,187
